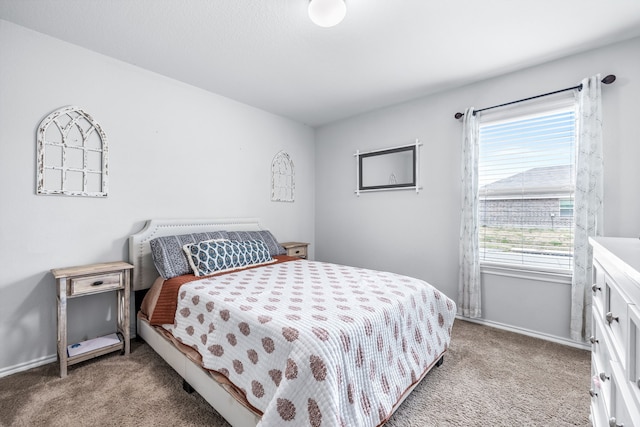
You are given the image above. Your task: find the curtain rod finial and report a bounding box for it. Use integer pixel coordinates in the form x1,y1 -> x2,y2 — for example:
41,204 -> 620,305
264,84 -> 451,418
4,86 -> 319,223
454,112 -> 464,120
602,74 -> 616,85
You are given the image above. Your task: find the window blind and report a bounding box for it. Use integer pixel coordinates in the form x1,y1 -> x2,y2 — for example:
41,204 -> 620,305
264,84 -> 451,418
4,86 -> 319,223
478,107 -> 576,271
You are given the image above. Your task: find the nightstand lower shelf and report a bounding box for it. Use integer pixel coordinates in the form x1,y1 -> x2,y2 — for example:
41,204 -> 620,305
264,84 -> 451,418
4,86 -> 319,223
67,333 -> 125,366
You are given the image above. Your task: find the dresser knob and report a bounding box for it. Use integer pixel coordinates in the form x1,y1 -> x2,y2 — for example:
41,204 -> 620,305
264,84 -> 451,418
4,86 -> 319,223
599,372 -> 610,382
589,389 -> 598,397
605,312 -> 619,324
592,284 -> 602,293
589,336 -> 599,345
609,417 -> 623,427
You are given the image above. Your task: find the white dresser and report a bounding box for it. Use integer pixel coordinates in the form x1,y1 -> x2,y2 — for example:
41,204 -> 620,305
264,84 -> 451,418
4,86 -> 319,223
590,237 -> 640,427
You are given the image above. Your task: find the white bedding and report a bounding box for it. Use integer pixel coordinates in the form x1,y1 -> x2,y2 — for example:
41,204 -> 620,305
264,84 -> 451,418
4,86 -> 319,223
163,259 -> 456,427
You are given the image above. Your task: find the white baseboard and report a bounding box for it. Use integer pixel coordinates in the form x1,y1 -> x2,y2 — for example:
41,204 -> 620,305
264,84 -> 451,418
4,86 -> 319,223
0,331 -> 139,379
456,315 -> 590,351
0,354 -> 57,379
0,323 -> 585,380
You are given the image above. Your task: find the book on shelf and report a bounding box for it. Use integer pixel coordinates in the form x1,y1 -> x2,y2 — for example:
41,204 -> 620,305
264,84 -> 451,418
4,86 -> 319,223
67,333 -> 120,357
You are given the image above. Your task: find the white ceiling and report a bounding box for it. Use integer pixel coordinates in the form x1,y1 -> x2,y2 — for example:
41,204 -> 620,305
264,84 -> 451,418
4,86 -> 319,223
2,0 -> 640,127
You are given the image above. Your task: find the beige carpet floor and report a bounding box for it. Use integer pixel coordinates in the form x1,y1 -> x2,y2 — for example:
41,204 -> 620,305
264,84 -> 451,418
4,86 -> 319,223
0,320 -> 590,426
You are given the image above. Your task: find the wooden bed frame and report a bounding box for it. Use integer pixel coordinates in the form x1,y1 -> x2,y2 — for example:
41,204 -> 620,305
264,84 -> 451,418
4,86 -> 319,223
129,218 -> 443,427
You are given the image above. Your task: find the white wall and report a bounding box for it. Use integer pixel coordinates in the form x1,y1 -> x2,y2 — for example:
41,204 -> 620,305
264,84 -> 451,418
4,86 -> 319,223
315,36 -> 640,344
0,20 -> 315,375
2,19 -> 639,376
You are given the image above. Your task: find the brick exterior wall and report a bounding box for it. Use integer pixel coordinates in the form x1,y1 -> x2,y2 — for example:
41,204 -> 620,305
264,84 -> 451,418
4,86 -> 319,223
479,198 -> 572,229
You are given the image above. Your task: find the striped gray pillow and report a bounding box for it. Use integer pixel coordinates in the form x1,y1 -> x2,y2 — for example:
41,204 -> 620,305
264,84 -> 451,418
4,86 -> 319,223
150,231 -> 229,279
226,230 -> 286,256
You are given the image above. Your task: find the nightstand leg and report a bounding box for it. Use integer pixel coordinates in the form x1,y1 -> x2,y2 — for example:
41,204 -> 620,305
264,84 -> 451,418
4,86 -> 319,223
117,271 -> 130,355
57,278 -> 68,378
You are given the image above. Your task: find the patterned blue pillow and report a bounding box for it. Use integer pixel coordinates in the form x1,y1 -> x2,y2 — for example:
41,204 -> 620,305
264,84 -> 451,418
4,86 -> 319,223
150,231 -> 229,279
226,230 -> 286,256
184,239 -> 274,277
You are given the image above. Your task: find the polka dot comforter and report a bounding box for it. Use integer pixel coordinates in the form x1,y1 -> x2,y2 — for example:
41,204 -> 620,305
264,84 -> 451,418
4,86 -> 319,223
164,259 -> 456,427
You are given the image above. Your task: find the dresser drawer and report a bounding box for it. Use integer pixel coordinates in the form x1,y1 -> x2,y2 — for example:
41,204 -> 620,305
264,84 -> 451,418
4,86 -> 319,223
68,272 -> 123,296
610,360 -> 640,427
604,274 -> 630,366
592,352 -> 613,414
629,304 -> 640,409
593,314 -> 616,366
592,259 -> 605,317
590,378 -> 609,427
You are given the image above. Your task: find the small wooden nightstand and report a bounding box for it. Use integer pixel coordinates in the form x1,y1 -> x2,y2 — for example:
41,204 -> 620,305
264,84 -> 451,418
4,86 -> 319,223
280,242 -> 309,259
51,261 -> 133,378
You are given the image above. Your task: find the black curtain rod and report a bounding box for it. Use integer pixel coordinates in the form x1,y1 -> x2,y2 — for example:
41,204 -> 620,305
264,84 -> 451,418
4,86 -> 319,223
454,74 -> 616,120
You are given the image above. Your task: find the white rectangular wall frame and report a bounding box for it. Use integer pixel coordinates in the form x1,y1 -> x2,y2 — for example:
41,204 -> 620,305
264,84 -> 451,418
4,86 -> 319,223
354,139 -> 421,195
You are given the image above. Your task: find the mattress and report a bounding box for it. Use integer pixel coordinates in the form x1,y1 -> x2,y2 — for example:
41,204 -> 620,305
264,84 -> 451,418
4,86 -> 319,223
142,257 -> 456,426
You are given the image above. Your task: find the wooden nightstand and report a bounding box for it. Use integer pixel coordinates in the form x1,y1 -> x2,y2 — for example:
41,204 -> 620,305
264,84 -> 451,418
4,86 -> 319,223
51,261 -> 133,378
280,242 -> 309,259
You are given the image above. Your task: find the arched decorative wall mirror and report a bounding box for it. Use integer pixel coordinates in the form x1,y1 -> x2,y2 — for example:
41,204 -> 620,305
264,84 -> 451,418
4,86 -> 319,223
271,150 -> 295,202
36,106 -> 108,197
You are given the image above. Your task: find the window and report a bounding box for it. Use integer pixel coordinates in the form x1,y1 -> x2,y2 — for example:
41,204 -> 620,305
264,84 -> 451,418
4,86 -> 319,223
478,102 -> 576,271
559,199 -> 574,217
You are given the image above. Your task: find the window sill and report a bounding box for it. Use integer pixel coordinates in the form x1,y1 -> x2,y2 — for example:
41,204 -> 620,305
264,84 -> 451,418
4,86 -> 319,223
480,262 -> 572,285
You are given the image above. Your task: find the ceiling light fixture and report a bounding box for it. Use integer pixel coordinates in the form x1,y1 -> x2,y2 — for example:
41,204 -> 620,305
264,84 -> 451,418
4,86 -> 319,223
308,0 -> 346,28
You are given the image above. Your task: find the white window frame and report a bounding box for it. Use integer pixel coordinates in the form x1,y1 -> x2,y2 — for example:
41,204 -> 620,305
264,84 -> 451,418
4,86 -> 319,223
476,94 -> 577,277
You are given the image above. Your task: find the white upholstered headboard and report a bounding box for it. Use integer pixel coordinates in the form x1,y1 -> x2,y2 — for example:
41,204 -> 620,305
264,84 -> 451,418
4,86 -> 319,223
128,218 -> 264,291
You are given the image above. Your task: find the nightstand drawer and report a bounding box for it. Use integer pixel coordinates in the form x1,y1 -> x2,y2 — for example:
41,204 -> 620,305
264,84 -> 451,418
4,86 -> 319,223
69,272 -> 123,296
287,245 -> 307,258
280,241 -> 309,259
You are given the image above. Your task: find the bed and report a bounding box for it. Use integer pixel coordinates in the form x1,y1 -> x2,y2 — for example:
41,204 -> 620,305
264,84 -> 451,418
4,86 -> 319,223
129,218 -> 456,427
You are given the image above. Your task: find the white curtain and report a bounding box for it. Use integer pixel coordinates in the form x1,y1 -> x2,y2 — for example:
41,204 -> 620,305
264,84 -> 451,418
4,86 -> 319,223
570,75 -> 604,341
458,107 -> 481,318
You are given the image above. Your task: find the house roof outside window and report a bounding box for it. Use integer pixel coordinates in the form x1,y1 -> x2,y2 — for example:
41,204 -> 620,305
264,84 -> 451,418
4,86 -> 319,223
479,165 -> 574,200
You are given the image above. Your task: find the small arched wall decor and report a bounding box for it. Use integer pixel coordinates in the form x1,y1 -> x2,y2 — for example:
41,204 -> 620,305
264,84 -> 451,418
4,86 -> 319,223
36,106 -> 108,197
271,150 -> 295,202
